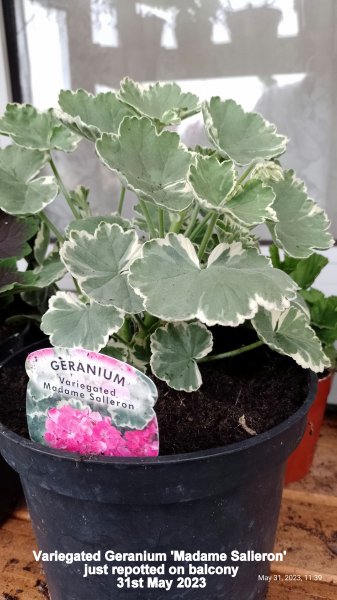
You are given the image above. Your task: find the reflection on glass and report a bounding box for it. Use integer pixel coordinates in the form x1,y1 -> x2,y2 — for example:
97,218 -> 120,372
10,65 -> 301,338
12,0 -> 337,236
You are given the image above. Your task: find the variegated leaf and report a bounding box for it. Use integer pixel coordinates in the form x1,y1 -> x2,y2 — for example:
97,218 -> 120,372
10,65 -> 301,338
61,223 -> 143,313
268,170 -> 333,258
0,145 -> 58,215
41,291 -> 124,351
57,89 -> 133,141
189,155 -> 276,225
129,234 -> 297,326
188,155 -> 236,211
34,221 -> 50,265
118,77 -> 200,126
252,306 -> 330,372
203,98 -> 287,165
150,321 -> 213,392
0,104 -> 80,151
65,214 -> 131,237
33,255 -> 67,288
96,117 -> 195,212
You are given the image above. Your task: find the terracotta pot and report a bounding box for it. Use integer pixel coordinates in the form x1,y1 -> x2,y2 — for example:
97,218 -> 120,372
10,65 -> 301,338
285,372 -> 333,484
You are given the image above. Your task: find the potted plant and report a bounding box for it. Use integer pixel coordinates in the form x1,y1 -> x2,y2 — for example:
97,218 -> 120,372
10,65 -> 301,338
225,1 -> 282,46
0,79 -> 333,599
175,0 -> 220,50
269,245 -> 337,483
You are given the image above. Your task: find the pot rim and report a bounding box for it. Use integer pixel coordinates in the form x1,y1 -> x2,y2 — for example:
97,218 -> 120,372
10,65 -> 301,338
0,344 -> 317,467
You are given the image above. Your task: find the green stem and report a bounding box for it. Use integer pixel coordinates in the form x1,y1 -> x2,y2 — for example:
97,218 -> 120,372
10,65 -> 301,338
118,186 -> 126,215
198,340 -> 264,363
197,213 -> 218,260
134,314 -> 146,333
158,208 -> 165,238
190,212 -> 212,241
49,156 -> 80,219
236,162 -> 256,186
114,333 -> 132,348
139,199 -> 157,238
185,204 -> 200,237
73,278 -> 82,296
40,211 -> 64,243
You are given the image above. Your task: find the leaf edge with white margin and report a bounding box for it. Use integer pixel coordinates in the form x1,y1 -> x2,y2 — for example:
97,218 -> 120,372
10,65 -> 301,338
252,306 -> 330,372
202,97 -> 288,166
268,170 -> 334,259
118,77 -> 201,124
128,233 -> 298,327
41,291 -> 125,352
95,117 -> 195,213
0,103 -> 81,152
150,321 -> 213,392
60,223 -> 144,313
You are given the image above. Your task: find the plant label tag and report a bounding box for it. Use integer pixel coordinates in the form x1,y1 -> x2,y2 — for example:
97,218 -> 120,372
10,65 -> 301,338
25,347 -> 159,457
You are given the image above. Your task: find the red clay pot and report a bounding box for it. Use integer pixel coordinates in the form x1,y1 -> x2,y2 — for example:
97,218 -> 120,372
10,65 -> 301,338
285,372 -> 333,484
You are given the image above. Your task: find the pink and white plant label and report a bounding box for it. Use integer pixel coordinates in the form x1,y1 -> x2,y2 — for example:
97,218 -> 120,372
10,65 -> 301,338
25,347 -> 159,457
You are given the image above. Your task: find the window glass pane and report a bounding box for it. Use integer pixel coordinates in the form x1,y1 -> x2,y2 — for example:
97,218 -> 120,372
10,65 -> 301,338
12,0 -> 337,237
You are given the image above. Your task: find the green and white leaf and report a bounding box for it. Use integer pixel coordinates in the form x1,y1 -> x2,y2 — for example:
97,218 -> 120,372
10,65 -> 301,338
216,216 -> 259,249
57,89 -> 133,141
118,77 -> 200,126
225,180 -> 276,226
0,146 -> 58,215
34,221 -> 50,265
129,234 -> 297,326
252,306 -> 330,372
150,322 -> 213,392
268,171 -> 333,258
188,155 -> 236,212
33,255 -> 67,288
41,291 -> 124,351
66,214 -> 131,237
251,160 -> 284,183
0,211 -> 39,259
0,104 -> 80,151
61,223 -> 143,313
203,98 -> 287,165
96,117 -> 195,212
292,294 -> 310,318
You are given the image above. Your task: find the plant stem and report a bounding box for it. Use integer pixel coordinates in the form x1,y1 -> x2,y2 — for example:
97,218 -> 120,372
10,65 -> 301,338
158,208 -> 165,238
40,211 -> 64,243
198,340 -> 264,363
72,278 -> 82,296
190,212 -> 212,241
236,162 -> 256,186
139,199 -> 157,238
134,314 -> 146,333
197,213 -> 218,260
185,203 -> 200,237
114,333 -> 132,348
49,156 -> 80,219
118,186 -> 126,215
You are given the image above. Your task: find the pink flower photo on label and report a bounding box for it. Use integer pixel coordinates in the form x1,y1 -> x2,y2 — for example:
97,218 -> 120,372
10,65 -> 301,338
44,405 -> 159,457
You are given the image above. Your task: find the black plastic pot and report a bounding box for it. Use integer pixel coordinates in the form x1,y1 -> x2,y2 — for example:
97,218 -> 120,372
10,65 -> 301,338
0,345 -> 316,600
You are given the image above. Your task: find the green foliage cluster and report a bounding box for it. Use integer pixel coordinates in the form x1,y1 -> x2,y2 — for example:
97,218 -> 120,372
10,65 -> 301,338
0,77 -> 334,391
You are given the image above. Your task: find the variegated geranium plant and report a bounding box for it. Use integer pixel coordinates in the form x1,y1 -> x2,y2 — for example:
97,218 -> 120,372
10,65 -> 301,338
0,78 -> 334,392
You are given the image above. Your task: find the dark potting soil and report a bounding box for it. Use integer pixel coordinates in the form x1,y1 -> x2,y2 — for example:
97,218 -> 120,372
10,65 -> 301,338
0,326 -> 310,455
